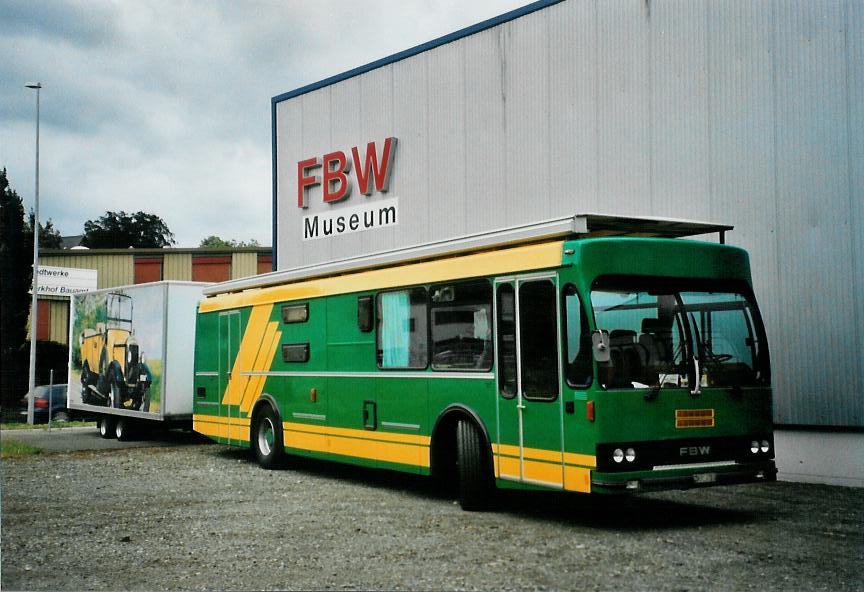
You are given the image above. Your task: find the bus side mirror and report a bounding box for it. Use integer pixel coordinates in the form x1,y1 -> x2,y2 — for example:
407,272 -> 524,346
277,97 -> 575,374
592,330 -> 611,363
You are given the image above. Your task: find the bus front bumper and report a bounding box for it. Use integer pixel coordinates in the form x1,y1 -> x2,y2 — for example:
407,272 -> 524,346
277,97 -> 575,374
590,460 -> 777,494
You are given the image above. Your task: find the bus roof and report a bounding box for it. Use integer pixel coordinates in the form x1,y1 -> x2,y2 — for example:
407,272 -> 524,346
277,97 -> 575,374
203,214 -> 733,297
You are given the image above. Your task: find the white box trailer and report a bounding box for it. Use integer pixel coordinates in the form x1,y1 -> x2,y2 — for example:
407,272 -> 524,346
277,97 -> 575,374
67,281 -> 210,439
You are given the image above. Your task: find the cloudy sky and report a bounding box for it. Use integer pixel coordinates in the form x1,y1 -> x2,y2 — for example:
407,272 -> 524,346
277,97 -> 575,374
1,0 -> 527,247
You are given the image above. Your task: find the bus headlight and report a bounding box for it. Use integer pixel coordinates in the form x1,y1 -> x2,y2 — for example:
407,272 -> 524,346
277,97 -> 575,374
613,448 -> 624,463
760,440 -> 770,453
625,448 -> 636,462
750,440 -> 759,454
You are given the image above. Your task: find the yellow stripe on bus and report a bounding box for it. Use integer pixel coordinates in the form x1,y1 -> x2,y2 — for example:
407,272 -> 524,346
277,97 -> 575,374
195,414 -> 251,426
194,413 -> 591,490
564,466 -> 592,493
522,459 -> 563,486
282,420 -> 431,446
492,442 -> 596,468
284,429 -> 430,468
199,242 -> 565,314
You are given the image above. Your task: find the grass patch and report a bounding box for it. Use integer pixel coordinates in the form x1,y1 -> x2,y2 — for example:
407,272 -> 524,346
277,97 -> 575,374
1,420 -> 96,431
1,439 -> 43,457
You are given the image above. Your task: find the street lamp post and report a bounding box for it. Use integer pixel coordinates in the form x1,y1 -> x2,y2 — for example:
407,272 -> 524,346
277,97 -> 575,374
25,82 -> 41,425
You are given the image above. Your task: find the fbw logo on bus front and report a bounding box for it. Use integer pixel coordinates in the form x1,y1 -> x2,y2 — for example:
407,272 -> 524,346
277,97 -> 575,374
297,137 -> 398,241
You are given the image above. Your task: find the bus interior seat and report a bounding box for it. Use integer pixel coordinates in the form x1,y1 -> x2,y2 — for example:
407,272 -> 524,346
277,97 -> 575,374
609,329 -> 643,388
639,319 -> 673,365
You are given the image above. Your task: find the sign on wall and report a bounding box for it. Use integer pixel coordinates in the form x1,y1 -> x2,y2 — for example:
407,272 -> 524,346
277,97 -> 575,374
32,266 -> 98,297
296,137 -> 398,241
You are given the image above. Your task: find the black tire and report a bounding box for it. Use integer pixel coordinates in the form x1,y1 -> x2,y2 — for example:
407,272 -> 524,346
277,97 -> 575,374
81,361 -> 91,387
110,369 -> 126,409
98,417 -> 116,439
252,405 -> 285,470
115,417 -> 134,441
141,387 -> 150,413
456,419 -> 493,511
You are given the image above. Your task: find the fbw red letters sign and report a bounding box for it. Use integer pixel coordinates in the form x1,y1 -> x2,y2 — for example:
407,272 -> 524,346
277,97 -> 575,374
297,137 -> 397,208
297,138 -> 399,241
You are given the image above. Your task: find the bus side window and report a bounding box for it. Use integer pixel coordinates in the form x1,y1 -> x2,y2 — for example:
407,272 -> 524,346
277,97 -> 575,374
564,284 -> 592,388
376,288 -> 428,369
357,296 -> 374,332
496,284 -> 517,398
430,280 -> 492,371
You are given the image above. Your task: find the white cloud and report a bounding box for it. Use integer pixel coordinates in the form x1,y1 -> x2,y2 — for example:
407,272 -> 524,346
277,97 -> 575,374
0,0 -> 529,246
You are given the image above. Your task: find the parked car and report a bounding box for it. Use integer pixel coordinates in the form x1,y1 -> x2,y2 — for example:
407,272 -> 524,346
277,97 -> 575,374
19,384 -> 70,423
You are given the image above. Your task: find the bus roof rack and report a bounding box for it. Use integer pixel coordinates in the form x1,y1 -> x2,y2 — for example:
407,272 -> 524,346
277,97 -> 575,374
203,213 -> 733,296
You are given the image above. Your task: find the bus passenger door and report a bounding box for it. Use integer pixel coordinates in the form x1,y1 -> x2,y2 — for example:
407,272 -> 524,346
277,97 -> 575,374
494,277 -> 564,489
218,310 -> 241,446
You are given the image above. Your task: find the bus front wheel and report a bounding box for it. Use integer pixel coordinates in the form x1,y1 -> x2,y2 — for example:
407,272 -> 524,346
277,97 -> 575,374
253,405 -> 285,470
456,419 -> 492,511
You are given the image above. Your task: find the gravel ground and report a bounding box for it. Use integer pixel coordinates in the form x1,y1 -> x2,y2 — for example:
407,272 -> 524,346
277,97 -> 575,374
2,442 -> 862,591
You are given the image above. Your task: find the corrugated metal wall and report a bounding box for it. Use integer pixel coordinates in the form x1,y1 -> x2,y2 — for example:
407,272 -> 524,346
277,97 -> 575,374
275,0 -> 862,427
40,254 -> 134,288
231,253 -> 258,279
163,253 -> 192,280
48,299 -> 69,344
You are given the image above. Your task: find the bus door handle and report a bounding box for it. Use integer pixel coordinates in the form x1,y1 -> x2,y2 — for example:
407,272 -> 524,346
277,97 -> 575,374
517,403 -> 526,410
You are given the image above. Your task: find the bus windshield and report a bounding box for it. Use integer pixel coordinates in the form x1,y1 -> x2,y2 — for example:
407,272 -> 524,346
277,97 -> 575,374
590,279 -> 769,390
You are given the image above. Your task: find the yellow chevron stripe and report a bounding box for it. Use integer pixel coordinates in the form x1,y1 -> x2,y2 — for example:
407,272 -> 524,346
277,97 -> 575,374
239,322 -> 281,414
222,305 -> 273,406
200,241 -> 564,313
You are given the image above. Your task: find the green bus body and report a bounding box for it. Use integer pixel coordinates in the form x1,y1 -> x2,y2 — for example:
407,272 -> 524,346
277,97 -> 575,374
193,237 -> 776,505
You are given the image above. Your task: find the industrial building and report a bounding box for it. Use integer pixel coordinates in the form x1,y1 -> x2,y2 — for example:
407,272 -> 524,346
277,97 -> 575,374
34,246 -> 271,344
271,0 -> 862,485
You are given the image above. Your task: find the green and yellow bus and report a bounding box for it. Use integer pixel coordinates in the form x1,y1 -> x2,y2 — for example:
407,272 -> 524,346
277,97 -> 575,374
193,214 -> 776,510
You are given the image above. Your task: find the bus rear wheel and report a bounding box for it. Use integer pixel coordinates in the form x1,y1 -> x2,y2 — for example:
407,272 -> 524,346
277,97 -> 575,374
456,419 -> 493,511
253,405 -> 285,470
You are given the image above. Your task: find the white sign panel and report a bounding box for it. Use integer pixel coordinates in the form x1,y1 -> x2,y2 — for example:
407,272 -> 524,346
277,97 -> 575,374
33,266 -> 98,297
302,197 -> 399,241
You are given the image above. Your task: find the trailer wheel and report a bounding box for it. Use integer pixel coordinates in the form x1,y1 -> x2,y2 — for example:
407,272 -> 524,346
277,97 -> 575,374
115,417 -> 134,441
456,419 -> 493,511
253,405 -> 285,470
98,417 -> 116,439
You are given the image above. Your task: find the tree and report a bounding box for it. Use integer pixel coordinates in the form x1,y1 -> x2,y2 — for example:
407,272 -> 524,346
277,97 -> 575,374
81,211 -> 176,248
199,235 -> 260,248
23,211 -> 63,249
0,169 -> 33,408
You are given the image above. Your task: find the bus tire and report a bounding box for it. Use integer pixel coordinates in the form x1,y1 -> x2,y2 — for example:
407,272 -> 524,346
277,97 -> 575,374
456,419 -> 492,511
98,417 -> 116,439
253,405 -> 285,470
